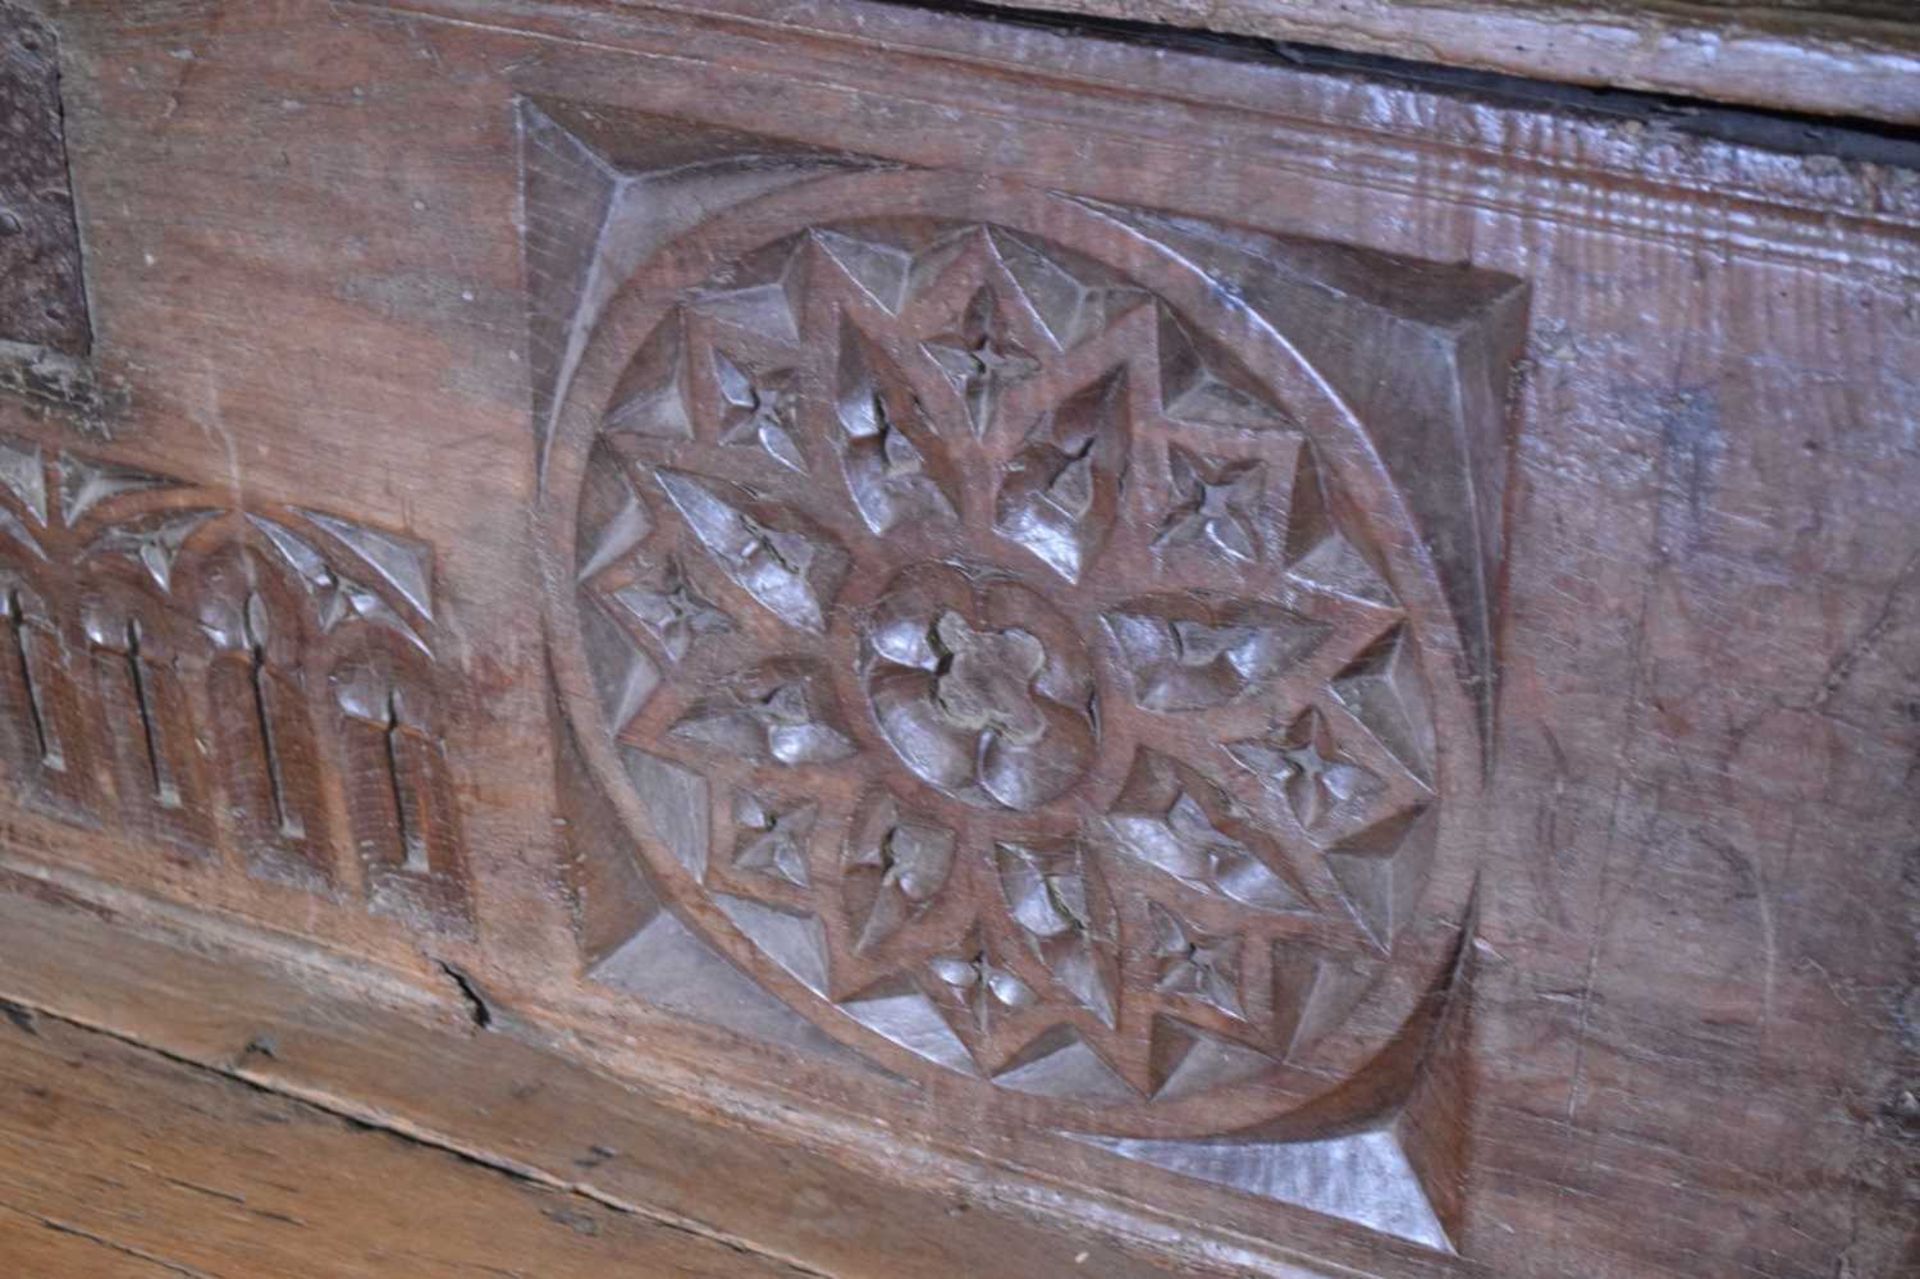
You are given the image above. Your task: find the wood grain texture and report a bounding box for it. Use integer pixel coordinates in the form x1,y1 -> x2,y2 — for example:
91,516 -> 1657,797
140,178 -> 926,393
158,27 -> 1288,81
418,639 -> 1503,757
0,1004 -> 820,1278
0,879 -> 1335,1279
961,0 -> 1920,125
0,1203 -> 189,1279
0,1 -> 1912,1276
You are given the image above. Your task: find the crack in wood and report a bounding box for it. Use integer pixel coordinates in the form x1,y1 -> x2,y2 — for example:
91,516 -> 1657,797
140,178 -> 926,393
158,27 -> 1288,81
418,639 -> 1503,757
434,959 -> 495,1030
0,1201 -> 218,1278
1,997 -> 836,1278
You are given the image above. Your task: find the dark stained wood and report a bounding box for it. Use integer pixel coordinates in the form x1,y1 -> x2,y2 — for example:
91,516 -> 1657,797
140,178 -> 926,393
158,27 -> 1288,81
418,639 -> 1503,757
0,1 -> 1913,1276
0,3 -> 89,356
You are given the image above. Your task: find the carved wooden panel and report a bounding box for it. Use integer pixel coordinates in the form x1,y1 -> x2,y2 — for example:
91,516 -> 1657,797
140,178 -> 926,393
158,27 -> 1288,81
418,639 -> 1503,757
537,108 -> 1522,1244
0,435 -> 469,931
0,2 -> 1913,1276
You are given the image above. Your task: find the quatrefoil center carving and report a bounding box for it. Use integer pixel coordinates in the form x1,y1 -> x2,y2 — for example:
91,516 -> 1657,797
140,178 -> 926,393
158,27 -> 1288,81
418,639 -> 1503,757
865,566 -> 1096,812
929,612 -> 1047,742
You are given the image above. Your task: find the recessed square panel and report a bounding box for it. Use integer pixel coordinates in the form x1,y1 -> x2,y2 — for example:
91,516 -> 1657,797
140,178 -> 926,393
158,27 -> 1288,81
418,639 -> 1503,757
531,100 -> 1522,1251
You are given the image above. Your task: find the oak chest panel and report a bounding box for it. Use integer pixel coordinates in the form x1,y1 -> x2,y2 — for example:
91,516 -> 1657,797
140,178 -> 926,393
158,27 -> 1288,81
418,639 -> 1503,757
0,2 -> 1913,1276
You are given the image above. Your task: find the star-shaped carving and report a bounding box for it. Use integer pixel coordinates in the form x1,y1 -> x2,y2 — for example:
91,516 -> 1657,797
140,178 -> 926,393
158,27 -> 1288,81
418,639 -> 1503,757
731,791 -> 816,886
579,220 -> 1450,1116
924,288 -> 1038,436
610,559 -> 731,663
1149,903 -> 1244,1019
929,944 -> 1035,1035
1155,445 -> 1265,563
1229,708 -> 1378,833
713,350 -> 806,472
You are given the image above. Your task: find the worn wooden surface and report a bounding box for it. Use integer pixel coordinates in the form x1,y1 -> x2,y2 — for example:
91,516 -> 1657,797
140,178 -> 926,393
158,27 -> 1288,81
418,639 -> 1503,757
0,1002 -> 821,1277
0,3 -> 88,356
0,876 -> 1308,1279
0,1 -> 1914,1276
965,0 -> 1920,125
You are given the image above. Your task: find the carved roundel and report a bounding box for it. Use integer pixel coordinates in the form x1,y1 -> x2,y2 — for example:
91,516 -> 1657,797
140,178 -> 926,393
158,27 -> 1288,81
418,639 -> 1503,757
544,172 -> 1480,1137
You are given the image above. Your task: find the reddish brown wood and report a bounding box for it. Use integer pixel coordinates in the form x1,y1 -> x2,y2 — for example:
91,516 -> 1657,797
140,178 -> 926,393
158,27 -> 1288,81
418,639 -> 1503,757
0,1003 -> 819,1278
0,884 -> 1307,1279
0,1 -> 1913,1276
545,165 -> 1498,1161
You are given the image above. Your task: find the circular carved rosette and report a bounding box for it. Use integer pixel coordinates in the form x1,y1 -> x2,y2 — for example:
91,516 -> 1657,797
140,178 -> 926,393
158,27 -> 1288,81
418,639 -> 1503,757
544,172 -> 1480,1137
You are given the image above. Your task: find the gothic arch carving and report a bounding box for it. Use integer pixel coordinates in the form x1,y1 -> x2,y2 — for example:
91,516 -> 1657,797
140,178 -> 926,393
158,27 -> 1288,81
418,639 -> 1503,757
0,439 -> 469,932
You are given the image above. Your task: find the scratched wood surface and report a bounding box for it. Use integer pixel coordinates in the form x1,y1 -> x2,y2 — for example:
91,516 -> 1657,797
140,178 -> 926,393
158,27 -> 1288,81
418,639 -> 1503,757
0,1005 -> 819,1278
0,1 -> 1913,1277
0,882 -> 1235,1279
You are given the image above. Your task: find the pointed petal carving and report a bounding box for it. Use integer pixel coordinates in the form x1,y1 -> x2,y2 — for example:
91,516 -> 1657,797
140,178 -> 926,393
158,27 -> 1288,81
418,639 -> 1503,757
669,661 -> 855,767
0,439 -> 47,525
1104,597 -> 1329,712
994,371 -> 1129,582
731,790 -> 817,887
845,792 -> 955,953
835,320 -> 957,534
300,510 -> 436,620
997,839 -> 1117,1027
1104,752 -> 1304,912
58,455 -> 177,526
655,471 -> 846,635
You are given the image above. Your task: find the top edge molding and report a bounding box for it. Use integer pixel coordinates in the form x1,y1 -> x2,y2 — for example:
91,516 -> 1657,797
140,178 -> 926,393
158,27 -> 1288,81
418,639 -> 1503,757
358,0 -> 1918,278
960,0 -> 1920,128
